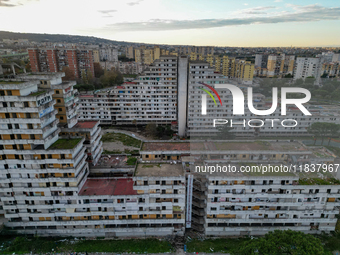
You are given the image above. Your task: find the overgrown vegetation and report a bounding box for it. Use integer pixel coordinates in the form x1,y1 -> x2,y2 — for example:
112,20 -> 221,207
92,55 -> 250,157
186,237 -> 247,253
0,236 -> 172,254
187,230 -> 340,254
127,156 -> 137,165
48,138 -> 82,150
102,149 -> 140,155
325,146 -> 340,157
101,132 -> 141,148
299,177 -> 340,185
64,64 -> 123,91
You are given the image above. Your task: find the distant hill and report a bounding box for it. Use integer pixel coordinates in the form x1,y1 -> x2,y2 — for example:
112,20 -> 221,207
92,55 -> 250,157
0,31 -> 138,46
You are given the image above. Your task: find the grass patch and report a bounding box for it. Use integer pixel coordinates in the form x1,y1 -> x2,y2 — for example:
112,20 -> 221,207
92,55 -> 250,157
142,164 -> 161,168
325,146 -> 340,157
299,177 -> 340,185
103,150 -> 122,154
48,138 -> 82,150
101,132 -> 141,148
124,149 -> 140,154
127,156 -> 137,165
102,149 -> 140,155
0,236 -> 172,254
29,90 -> 46,97
186,238 -> 248,253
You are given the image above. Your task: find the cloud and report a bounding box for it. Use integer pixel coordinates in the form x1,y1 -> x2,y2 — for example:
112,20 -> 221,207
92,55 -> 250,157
249,6 -> 276,10
243,11 -> 268,15
243,3 -> 248,6
274,0 -> 282,2
238,6 -> 276,15
0,0 -> 18,7
98,9 -> 117,14
127,0 -> 143,6
98,9 -> 117,17
102,4 -> 340,31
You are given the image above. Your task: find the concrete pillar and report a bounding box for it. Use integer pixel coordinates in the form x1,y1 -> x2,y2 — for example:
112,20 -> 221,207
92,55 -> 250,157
11,64 -> 16,75
177,56 -> 188,137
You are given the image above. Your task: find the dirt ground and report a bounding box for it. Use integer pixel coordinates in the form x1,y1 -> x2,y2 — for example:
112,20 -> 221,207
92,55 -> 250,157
100,129 -> 145,153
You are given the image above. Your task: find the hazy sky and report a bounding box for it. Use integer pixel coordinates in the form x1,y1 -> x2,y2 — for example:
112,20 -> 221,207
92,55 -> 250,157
0,0 -> 340,47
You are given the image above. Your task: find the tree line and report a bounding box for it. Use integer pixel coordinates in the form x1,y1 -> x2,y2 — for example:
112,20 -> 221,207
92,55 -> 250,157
63,63 -> 123,92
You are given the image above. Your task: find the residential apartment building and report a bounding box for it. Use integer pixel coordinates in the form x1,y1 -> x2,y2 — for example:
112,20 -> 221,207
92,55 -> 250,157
322,62 -> 340,78
78,56 -> 338,137
28,48 -> 95,80
294,57 -> 324,81
99,47 -> 118,62
232,59 -> 254,85
126,46 -> 135,60
134,46 -> 161,65
188,54 -> 254,84
0,76 -> 90,235
79,55 -> 178,125
99,61 -> 145,74
141,140 -> 339,236
0,72 -> 186,237
190,168 -> 339,236
254,54 -> 295,78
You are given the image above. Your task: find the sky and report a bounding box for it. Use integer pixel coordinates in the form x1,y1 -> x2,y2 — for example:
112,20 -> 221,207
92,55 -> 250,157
0,0 -> 340,47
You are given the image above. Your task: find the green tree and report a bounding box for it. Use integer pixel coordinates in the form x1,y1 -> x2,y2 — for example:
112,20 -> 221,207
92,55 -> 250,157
235,230 -> 324,255
94,62 -> 104,78
132,119 -> 138,131
86,69 -> 94,85
62,66 -> 76,81
100,68 -> 124,87
145,123 -> 157,137
308,122 -> 340,145
217,125 -> 235,140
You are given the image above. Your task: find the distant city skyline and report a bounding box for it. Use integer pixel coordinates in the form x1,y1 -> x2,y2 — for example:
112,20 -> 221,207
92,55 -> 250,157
0,0 -> 340,47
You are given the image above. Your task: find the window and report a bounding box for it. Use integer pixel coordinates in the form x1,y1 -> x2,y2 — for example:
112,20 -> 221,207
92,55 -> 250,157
56,90 -> 60,94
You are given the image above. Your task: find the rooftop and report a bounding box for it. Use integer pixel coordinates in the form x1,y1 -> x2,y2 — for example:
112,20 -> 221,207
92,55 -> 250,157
135,163 -> 184,177
0,80 -> 24,84
95,155 -> 128,168
141,141 -> 307,152
79,178 -> 137,196
28,90 -> 47,97
48,138 -> 82,150
73,121 -> 98,129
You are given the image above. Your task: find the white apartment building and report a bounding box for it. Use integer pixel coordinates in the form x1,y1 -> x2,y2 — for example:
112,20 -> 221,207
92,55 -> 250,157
294,57 -> 324,80
99,47 -> 118,62
79,55 -> 178,126
141,140 -> 339,236
78,56 -> 340,138
0,73 -> 186,237
191,169 -> 340,236
99,61 -> 145,74
183,60 -> 340,138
